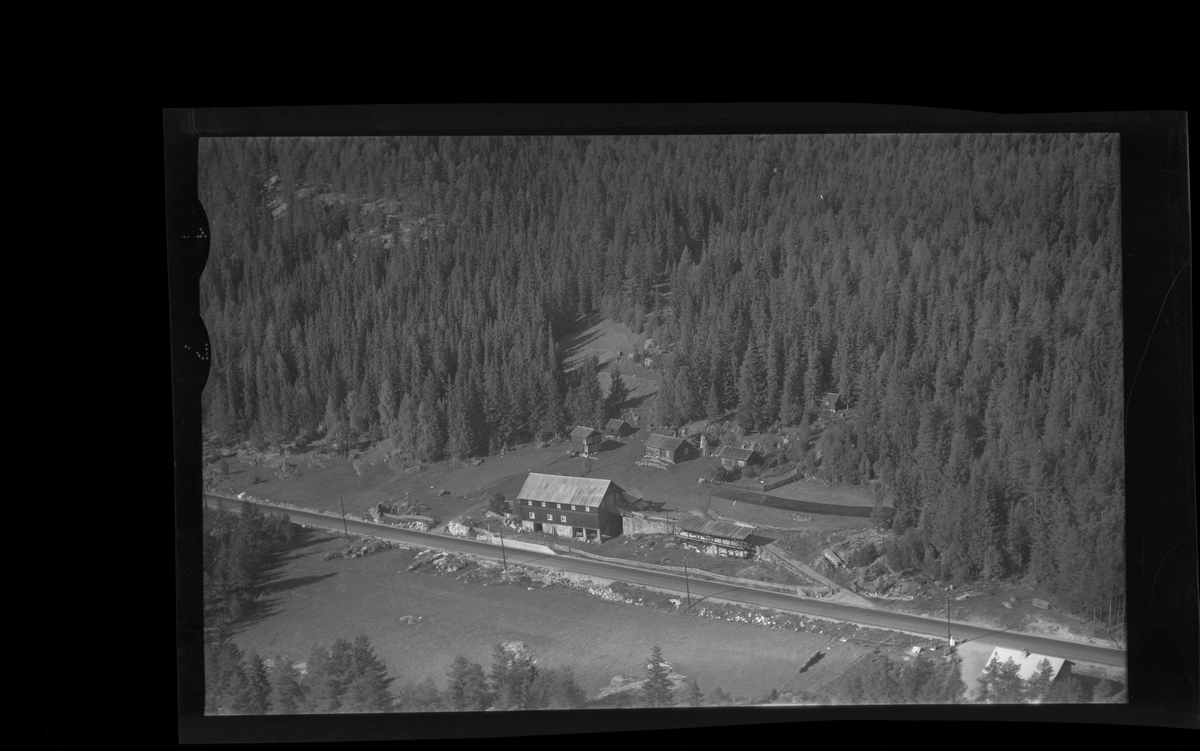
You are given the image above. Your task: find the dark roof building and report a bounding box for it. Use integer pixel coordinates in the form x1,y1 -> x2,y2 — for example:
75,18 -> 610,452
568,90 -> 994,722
515,473 -> 624,541
713,445 -> 757,469
569,426 -> 602,454
644,433 -> 690,464
821,392 -> 845,412
605,419 -> 630,437
675,516 -> 756,557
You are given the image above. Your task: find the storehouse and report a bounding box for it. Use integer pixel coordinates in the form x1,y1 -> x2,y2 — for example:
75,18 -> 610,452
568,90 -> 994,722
714,445 -> 757,469
644,433 -> 690,464
516,473 -> 624,541
675,517 -> 756,557
569,426 -> 602,455
605,419 -> 630,439
821,392 -> 845,413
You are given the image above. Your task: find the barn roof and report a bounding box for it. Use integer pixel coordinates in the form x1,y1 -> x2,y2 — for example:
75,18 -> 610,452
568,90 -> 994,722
605,419 -> 629,431
517,473 -> 621,509
986,647 -> 1066,682
645,433 -> 685,451
570,426 -> 601,439
676,516 -> 754,541
714,445 -> 756,461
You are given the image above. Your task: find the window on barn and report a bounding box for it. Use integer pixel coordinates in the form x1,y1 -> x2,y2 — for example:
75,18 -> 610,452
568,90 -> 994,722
560,515 -> 567,523
546,513 -> 553,521
529,512 -> 535,519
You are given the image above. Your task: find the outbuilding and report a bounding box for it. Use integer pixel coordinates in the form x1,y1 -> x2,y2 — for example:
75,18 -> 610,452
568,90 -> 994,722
644,433 -> 690,464
821,392 -> 846,413
569,426 -> 602,455
515,473 -> 624,541
675,517 -> 756,557
714,445 -> 757,470
605,419 -> 631,439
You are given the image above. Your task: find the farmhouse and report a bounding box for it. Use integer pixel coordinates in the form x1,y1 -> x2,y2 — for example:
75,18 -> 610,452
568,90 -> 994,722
821,392 -> 845,414
984,647 -> 1070,683
605,419 -> 630,439
713,445 -> 757,470
569,426 -> 602,455
675,517 -> 756,558
516,473 -> 624,541
644,433 -> 691,464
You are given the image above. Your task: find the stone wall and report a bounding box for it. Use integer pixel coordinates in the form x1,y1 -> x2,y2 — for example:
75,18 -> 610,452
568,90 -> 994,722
620,514 -> 677,536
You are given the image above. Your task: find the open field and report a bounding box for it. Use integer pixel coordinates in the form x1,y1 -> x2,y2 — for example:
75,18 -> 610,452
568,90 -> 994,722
766,477 -> 890,508
228,529 -> 871,702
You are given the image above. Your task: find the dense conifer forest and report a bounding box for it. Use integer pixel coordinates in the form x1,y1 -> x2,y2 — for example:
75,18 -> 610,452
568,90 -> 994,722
198,133 -> 1123,613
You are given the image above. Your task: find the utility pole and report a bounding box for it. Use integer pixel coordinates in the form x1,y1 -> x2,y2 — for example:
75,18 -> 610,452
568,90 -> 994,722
683,559 -> 692,610
339,494 -> 349,539
497,520 -> 508,571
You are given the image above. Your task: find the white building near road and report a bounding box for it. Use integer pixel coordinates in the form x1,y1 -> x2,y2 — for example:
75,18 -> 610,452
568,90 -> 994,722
985,647 -> 1067,682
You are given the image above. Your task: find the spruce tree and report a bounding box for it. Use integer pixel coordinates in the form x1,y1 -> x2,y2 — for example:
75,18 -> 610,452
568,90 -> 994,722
607,365 -> 629,417
641,645 -> 674,708
269,654 -> 306,714
687,679 -> 705,707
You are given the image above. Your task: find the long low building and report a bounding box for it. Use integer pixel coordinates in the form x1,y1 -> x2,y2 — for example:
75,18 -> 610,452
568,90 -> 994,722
516,473 -> 624,541
985,647 -> 1069,683
675,516 -> 756,558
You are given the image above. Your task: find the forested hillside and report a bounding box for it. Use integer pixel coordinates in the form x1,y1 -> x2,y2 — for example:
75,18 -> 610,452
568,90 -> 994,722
198,133 -> 1123,611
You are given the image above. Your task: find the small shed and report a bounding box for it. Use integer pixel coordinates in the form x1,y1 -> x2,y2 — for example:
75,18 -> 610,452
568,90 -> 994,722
605,419 -> 630,439
569,426 -> 602,455
675,517 -> 756,557
821,392 -> 845,413
644,433 -> 689,464
714,445 -> 757,469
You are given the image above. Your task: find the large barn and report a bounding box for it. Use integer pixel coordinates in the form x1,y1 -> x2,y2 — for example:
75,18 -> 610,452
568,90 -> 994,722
515,473 -> 624,541
644,433 -> 690,464
569,426 -> 602,455
675,517 -> 756,557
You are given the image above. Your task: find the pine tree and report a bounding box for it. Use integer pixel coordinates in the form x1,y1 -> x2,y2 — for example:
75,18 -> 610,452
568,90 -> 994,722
233,651 -> 272,715
737,341 -> 766,432
978,657 -> 1024,703
607,365 -> 629,417
687,679 -> 705,707
641,645 -> 675,708
1024,658 -> 1056,703
269,654 -> 306,714
445,655 -> 491,711
343,635 -> 395,712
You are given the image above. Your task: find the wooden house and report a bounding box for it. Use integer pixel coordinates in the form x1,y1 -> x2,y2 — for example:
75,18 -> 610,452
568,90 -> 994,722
714,445 -> 757,470
821,392 -> 846,414
516,473 -> 624,541
569,426 -> 602,455
675,517 -> 756,557
604,419 -> 630,439
644,433 -> 690,464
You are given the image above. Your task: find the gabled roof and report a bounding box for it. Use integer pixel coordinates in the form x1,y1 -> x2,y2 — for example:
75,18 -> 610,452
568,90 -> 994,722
986,647 -> 1066,682
822,392 -> 842,403
645,433 -> 685,451
570,426 -> 601,439
714,445 -> 756,461
517,473 -> 621,508
676,516 -> 754,541
605,419 -> 629,431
